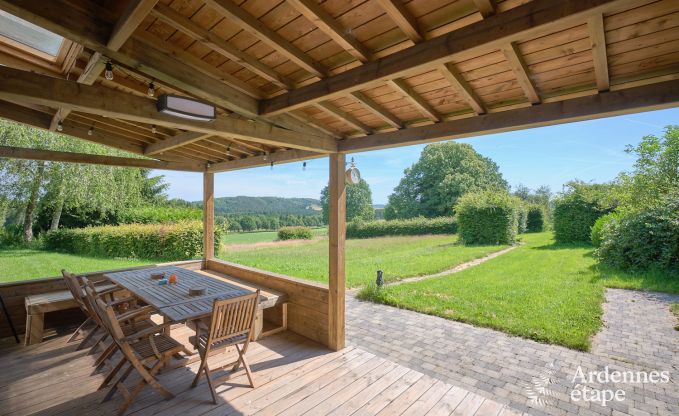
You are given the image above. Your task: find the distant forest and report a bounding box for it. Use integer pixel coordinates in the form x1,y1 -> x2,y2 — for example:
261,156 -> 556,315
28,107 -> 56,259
194,196 -> 322,216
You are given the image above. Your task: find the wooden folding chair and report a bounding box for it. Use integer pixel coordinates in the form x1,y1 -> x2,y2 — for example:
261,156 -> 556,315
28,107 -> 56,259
190,290 -> 260,404
91,287 -> 184,416
62,269 -> 120,351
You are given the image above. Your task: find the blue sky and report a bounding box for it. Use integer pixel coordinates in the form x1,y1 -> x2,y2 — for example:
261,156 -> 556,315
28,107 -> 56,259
156,108 -> 677,205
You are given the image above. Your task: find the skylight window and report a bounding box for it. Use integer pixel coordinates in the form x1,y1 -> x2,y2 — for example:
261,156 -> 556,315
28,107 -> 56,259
0,10 -> 64,57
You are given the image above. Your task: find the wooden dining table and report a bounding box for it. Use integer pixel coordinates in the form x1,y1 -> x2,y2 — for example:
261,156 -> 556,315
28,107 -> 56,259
104,265 -> 287,340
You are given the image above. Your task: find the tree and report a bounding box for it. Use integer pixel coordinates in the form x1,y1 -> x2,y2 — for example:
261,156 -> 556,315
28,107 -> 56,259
615,125 -> 679,210
385,142 -> 508,219
320,178 -> 375,223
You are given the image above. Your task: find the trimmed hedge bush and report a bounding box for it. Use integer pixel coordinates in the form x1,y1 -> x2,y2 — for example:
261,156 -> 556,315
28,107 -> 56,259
516,203 -> 528,234
277,226 -> 313,240
117,205 -> 202,224
596,201 -> 679,271
590,212 -> 619,247
44,221 -> 221,260
346,217 -> 456,239
526,205 -> 547,232
455,191 -> 518,245
553,183 -> 615,243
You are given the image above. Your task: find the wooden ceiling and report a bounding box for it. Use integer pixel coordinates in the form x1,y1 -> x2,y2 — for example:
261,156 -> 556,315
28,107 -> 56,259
0,0 -> 678,172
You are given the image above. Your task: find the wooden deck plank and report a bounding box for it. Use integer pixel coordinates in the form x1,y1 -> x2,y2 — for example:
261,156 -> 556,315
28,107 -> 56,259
0,326 -> 516,416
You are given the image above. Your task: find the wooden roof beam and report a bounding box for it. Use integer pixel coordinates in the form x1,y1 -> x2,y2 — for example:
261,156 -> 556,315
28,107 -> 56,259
316,102 -> 372,135
473,0 -> 496,18
208,149 -> 323,173
287,0 -> 372,63
0,66 -> 337,153
339,79 -> 679,153
438,63 -> 485,114
387,79 -> 441,122
350,91 -> 403,129
204,0 -> 326,78
377,0 -> 423,43
144,131 -> 213,156
0,145 -> 203,171
588,13 -> 610,92
150,3 -> 293,90
501,42 -> 540,104
260,0 -> 634,115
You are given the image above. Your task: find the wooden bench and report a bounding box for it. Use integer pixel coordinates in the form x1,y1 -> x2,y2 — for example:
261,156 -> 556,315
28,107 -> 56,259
24,290 -> 78,346
24,283 -> 118,345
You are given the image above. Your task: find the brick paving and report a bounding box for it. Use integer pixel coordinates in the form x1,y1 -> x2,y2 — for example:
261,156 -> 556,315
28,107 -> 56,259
346,289 -> 679,416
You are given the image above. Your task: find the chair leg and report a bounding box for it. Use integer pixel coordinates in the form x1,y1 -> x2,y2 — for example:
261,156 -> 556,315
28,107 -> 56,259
236,344 -> 255,388
67,317 -> 93,343
103,363 -> 133,402
191,350 -> 208,388
76,325 -> 100,351
99,357 -> 126,390
93,342 -> 116,371
203,362 -> 217,404
144,358 -> 174,400
86,332 -> 108,355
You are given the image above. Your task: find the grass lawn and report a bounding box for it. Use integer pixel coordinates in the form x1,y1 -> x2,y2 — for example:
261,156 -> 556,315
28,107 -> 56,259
0,249 -> 153,283
358,232 -> 679,351
221,228 -> 327,245
219,234 -> 505,288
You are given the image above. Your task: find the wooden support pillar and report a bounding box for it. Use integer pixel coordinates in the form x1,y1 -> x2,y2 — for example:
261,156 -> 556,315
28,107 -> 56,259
203,172 -> 215,267
328,153 -> 346,351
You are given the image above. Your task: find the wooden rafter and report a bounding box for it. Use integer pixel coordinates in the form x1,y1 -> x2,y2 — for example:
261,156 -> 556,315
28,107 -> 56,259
144,131 -> 213,156
287,0 -> 372,63
0,66 -> 337,153
339,79 -> 679,152
203,0 -> 326,78
0,145 -> 203,171
387,79 -> 441,122
150,4 -> 293,90
208,149 -> 322,173
316,102 -> 372,135
588,13 -> 610,92
377,0 -> 423,43
287,111 -> 343,138
438,63 -> 485,114
500,42 -> 540,104
260,0 -> 632,115
473,0 -> 496,17
350,91 -> 402,129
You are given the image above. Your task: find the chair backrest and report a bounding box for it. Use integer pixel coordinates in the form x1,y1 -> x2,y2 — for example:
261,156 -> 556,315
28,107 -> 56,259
62,269 -> 88,313
81,277 -> 106,328
88,283 -> 125,342
207,290 -> 260,345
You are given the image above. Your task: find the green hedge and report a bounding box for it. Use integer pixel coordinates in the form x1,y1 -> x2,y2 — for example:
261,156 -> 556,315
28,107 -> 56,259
596,201 -> 679,271
553,183 -> 615,243
44,221 -> 221,260
346,217 -> 456,239
516,203 -> 528,234
117,205 -> 202,224
277,226 -> 313,240
455,191 -> 518,245
526,205 -> 547,233
590,212 -> 619,247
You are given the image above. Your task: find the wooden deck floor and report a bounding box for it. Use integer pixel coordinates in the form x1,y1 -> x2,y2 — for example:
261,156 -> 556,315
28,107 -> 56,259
0,324 -> 525,416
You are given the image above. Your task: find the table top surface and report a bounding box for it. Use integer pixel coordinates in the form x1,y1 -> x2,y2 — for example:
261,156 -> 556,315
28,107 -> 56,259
104,266 -> 272,322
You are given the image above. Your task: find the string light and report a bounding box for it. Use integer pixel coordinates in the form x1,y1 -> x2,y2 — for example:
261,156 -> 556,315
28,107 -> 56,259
104,61 -> 114,80
151,125 -> 157,134
270,161 -> 274,170
56,120 -> 63,132
303,161 -> 307,171
147,82 -> 155,97
262,153 -> 267,161
88,126 -> 94,136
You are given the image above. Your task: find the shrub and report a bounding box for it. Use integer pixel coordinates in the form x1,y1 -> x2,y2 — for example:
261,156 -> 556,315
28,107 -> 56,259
596,200 -> 679,271
455,191 -> 518,245
590,212 -> 619,247
44,221 -> 222,260
277,226 -> 313,240
346,217 -> 456,239
117,205 -> 202,224
526,205 -> 547,232
516,202 -> 528,234
553,182 -> 616,243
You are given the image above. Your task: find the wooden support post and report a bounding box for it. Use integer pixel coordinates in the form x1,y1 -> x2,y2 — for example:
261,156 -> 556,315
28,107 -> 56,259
328,153 -> 346,351
203,172 -> 215,268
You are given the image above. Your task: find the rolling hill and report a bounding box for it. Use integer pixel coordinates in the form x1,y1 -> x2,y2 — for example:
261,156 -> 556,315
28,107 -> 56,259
194,196 -> 322,216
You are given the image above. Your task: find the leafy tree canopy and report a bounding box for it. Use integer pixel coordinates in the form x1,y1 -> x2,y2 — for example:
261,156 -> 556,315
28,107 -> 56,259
320,178 -> 375,223
385,142 -> 508,219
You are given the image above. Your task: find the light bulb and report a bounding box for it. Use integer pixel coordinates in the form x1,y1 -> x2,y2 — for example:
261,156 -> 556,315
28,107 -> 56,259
303,162 -> 307,171
104,62 -> 114,80
88,127 -> 94,136
263,153 -> 267,161
151,125 -> 157,134
270,161 -> 274,170
147,82 -> 155,97
57,121 -> 63,132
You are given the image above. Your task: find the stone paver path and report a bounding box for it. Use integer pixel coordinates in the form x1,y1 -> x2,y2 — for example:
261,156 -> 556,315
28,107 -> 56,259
346,289 -> 679,416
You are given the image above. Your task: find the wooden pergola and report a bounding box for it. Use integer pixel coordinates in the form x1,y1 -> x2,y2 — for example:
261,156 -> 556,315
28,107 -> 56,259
0,0 -> 678,351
